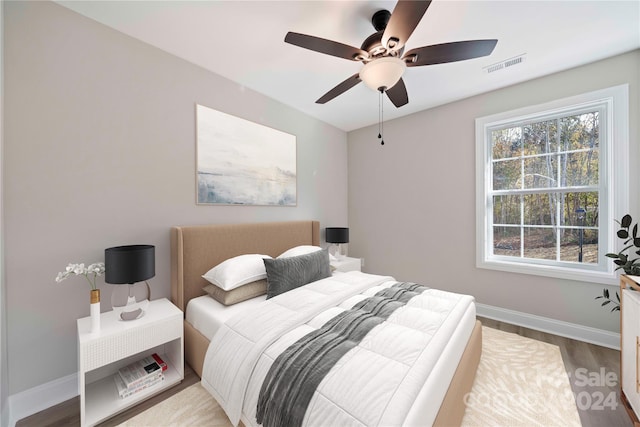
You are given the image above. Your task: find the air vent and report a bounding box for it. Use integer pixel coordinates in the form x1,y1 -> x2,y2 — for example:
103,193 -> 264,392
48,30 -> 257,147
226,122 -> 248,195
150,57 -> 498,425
485,54 -> 526,73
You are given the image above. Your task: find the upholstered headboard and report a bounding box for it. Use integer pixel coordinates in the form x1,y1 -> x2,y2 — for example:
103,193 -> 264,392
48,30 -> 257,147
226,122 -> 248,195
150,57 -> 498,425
170,221 -> 320,314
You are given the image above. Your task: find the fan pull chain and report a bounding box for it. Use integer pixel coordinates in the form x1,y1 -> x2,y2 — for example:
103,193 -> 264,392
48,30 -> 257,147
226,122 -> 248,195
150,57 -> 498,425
378,89 -> 384,146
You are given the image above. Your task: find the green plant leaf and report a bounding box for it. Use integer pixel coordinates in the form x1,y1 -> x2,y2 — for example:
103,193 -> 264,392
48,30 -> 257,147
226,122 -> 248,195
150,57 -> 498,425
596,287 -> 621,313
622,214 -> 633,228
618,230 -> 629,239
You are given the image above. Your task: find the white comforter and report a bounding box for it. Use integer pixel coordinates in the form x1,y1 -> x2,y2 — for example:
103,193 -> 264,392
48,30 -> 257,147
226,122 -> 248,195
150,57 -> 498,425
201,271 -> 475,427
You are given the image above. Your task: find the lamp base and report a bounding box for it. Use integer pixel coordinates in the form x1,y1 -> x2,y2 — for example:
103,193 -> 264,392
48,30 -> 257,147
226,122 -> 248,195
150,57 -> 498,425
331,243 -> 346,260
113,297 -> 149,321
111,282 -> 150,321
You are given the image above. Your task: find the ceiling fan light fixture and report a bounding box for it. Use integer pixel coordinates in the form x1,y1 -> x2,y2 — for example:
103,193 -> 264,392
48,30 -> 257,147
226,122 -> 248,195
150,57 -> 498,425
359,57 -> 406,92
286,2 -> 497,108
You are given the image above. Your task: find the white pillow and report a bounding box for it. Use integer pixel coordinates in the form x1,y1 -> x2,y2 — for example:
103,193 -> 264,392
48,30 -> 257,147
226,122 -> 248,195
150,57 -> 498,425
277,245 -> 322,259
202,254 -> 272,291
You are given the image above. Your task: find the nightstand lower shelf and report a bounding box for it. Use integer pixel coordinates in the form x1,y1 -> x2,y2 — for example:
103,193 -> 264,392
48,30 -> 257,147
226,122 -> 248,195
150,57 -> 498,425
84,354 -> 181,426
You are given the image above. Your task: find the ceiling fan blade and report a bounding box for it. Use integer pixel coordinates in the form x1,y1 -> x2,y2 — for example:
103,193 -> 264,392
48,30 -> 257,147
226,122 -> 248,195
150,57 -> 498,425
382,0 -> 432,51
316,73 -> 362,104
404,39 -> 498,67
285,32 -> 369,61
386,78 -> 408,108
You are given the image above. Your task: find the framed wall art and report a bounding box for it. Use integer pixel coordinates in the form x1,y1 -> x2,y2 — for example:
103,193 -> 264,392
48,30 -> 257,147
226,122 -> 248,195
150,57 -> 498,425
196,104 -> 297,206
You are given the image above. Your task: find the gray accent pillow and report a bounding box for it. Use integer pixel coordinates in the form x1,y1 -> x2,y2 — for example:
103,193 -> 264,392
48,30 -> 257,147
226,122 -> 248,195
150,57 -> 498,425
263,249 -> 331,299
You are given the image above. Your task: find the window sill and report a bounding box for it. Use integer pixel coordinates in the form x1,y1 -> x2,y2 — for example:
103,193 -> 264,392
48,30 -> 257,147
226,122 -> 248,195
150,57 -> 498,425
477,258 -> 618,285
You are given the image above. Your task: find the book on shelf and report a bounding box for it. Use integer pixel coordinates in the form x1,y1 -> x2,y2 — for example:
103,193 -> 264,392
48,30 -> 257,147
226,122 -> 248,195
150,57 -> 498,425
114,373 -> 164,399
117,355 -> 163,389
152,353 -> 167,371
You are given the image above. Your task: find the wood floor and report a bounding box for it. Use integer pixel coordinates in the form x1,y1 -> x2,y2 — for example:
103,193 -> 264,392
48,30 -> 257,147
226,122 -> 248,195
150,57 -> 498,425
16,318 -> 633,427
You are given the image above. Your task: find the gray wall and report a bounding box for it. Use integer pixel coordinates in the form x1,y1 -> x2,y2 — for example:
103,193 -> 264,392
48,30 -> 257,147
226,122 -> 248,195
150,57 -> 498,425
1,1 -> 8,425
348,50 -> 640,334
4,1 -> 348,395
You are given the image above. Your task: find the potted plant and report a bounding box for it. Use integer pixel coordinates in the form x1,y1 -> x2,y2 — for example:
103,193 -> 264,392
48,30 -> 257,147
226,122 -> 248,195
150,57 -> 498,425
598,214 -> 640,311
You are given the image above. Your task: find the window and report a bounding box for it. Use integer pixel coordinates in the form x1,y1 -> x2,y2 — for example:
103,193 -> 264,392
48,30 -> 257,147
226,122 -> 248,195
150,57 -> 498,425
476,85 -> 629,284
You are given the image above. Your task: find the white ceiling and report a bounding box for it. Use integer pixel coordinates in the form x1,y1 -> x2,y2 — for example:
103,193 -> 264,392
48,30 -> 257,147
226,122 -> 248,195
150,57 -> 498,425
56,0 -> 640,132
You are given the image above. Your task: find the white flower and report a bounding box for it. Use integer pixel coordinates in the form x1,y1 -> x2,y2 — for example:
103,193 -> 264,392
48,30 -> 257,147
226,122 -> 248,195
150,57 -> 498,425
56,261 -> 105,290
87,263 -> 105,275
73,263 -> 86,275
55,271 -> 69,283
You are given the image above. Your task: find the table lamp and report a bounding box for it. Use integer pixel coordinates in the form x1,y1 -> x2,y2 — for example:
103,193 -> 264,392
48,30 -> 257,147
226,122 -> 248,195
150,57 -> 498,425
105,244 -> 155,321
325,227 -> 349,260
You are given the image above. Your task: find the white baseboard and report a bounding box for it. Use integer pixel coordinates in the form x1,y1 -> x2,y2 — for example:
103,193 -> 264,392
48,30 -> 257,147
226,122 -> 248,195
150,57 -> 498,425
476,303 -> 620,350
8,372 -> 77,427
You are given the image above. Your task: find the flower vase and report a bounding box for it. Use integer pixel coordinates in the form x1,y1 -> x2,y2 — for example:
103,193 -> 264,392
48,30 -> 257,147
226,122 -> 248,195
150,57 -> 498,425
90,289 -> 100,333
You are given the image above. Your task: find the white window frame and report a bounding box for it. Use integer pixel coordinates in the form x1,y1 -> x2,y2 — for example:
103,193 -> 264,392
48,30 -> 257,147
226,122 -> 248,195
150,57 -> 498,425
475,85 -> 629,284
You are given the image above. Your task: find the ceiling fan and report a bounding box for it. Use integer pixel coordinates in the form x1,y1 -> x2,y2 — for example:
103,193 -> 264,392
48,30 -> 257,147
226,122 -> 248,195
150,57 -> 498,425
284,0 -> 498,108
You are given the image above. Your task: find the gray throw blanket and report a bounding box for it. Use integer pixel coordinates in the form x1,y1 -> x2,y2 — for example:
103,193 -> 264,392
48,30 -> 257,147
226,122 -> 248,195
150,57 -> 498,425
256,282 -> 428,427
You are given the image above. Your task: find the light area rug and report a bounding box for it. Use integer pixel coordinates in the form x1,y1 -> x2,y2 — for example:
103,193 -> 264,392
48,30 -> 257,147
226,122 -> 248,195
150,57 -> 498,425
118,327 -> 581,427
460,326 -> 580,426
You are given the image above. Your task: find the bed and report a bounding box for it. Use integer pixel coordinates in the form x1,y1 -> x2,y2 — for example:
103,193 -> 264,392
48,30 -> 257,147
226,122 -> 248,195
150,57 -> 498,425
170,220 -> 482,427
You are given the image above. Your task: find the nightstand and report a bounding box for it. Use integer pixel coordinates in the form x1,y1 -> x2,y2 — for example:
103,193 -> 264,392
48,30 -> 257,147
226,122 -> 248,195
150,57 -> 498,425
77,298 -> 184,426
331,256 -> 362,273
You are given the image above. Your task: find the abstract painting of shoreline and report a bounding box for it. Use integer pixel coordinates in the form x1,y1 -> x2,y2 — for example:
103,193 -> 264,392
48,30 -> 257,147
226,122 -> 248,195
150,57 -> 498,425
196,104 -> 296,206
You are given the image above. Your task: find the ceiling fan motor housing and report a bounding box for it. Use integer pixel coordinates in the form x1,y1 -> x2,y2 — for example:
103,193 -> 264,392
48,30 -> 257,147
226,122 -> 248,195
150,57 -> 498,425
372,9 -> 391,31
361,32 -> 404,60
362,10 -> 403,59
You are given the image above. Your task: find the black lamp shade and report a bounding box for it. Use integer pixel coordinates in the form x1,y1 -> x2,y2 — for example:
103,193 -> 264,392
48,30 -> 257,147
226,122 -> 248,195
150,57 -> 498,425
325,227 -> 349,244
105,245 -> 155,284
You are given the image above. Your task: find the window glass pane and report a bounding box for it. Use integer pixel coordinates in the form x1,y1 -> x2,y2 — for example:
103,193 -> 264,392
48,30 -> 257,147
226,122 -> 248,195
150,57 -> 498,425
561,112 -> 599,151
560,112 -> 600,151
493,195 -> 520,224
523,120 -> 557,155
493,226 -> 520,256
523,154 -> 557,189
562,150 -> 599,186
492,127 -> 522,160
562,192 -> 599,227
523,228 -> 556,260
559,191 -> 599,264
493,159 -> 521,190
523,193 -> 554,225
559,228 -> 598,264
